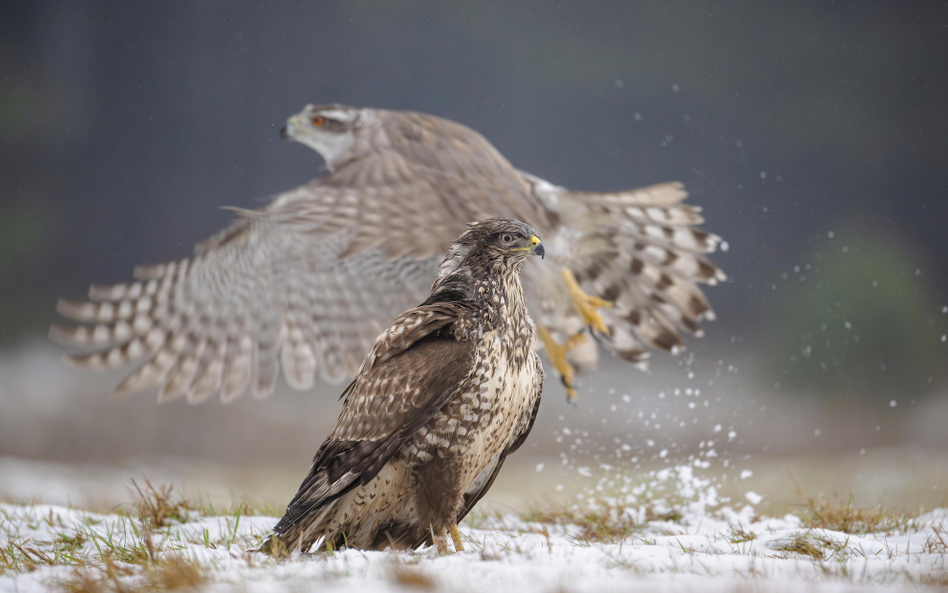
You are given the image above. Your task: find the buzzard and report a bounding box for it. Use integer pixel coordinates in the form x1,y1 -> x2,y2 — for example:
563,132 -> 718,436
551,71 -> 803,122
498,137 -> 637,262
51,105 -> 725,402
263,218 -> 545,554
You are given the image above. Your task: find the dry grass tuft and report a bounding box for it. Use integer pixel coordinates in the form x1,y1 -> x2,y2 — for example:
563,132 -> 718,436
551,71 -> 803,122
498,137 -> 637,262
787,470 -> 918,534
523,502 -> 683,543
775,535 -> 824,560
146,554 -> 208,590
726,525 -> 757,544
58,553 -> 133,593
130,479 -> 192,530
923,523 -> 947,555
797,494 -> 916,534
57,552 -> 208,592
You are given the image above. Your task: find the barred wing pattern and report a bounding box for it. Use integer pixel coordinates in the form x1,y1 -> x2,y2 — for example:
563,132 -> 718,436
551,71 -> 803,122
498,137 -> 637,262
52,105 -> 726,404
51,184 -> 441,403
526,175 -> 726,366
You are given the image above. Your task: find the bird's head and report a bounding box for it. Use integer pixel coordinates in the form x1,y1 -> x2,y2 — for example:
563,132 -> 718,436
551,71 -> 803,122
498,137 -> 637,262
280,104 -> 366,169
429,218 -> 544,302
449,218 -> 545,273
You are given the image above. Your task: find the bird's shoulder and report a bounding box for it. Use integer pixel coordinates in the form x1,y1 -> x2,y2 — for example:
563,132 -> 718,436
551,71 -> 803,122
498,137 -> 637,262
329,302 -> 477,442
359,301 -> 472,373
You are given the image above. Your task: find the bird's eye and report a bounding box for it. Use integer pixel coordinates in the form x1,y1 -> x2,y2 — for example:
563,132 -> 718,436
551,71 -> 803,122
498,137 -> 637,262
501,234 -> 514,243
310,115 -> 326,127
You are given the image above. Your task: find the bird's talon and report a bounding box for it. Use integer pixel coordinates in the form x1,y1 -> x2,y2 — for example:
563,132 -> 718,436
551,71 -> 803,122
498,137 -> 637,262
538,325 -> 584,402
562,269 -> 613,335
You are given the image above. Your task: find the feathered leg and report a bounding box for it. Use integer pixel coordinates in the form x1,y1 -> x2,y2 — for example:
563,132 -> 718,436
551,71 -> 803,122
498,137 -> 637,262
430,526 -> 449,554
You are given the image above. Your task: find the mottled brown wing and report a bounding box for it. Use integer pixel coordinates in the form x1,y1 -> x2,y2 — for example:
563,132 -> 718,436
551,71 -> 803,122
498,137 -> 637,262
50,179 -> 446,404
272,304 -> 473,536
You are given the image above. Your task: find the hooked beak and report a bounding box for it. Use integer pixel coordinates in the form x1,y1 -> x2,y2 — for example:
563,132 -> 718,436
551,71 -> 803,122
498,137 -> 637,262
279,114 -> 304,140
513,235 -> 544,258
529,235 -> 545,259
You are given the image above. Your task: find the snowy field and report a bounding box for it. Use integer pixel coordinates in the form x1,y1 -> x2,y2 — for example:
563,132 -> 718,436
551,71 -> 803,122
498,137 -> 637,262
3,348 -> 947,591
2,467 -> 946,592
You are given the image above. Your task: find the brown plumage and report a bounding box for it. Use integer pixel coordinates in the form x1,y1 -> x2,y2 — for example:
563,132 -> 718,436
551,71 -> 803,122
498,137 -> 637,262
51,104 -> 724,403
263,218 -> 544,553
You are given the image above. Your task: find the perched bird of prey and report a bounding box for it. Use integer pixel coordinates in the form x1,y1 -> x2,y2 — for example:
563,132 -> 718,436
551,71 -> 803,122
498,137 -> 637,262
263,218 -> 545,553
52,104 -> 725,403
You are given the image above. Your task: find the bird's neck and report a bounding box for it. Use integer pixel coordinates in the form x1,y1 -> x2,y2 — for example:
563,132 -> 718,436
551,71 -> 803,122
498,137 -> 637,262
483,273 -> 527,327
427,259 -> 530,336
468,262 -> 530,336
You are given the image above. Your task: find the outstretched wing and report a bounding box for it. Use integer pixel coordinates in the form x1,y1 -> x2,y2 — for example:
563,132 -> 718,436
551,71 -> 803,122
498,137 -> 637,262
271,304 -> 473,539
50,109 -> 556,405
50,180 -> 447,404
525,174 -> 726,364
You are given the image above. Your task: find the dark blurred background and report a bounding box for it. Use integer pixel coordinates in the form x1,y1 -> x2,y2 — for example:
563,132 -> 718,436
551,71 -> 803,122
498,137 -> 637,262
1,1 -> 946,512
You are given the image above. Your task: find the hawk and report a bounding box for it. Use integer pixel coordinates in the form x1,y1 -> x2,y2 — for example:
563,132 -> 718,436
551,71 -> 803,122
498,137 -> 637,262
263,218 -> 545,553
51,104 -> 725,402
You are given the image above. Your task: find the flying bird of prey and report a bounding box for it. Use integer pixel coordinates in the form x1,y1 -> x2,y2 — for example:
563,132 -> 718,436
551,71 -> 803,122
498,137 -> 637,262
263,218 -> 545,553
52,104 -> 725,403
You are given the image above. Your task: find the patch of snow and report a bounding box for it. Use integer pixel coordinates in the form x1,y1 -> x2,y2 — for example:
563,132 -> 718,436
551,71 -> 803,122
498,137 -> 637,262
2,499 -> 946,593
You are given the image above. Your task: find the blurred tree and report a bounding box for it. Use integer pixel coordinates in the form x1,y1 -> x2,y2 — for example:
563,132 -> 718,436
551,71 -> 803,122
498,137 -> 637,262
770,225 -> 945,404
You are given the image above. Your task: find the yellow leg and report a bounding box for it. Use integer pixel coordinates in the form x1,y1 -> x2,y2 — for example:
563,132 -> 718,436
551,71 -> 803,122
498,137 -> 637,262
431,526 -> 449,554
537,325 -> 586,403
562,269 -> 612,335
449,524 -> 465,552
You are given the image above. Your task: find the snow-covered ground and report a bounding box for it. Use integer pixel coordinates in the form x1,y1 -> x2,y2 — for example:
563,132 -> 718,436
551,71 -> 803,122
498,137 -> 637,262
2,474 -> 946,592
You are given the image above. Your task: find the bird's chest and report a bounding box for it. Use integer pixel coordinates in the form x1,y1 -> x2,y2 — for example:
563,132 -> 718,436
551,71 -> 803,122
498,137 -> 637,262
425,321 -> 536,465
403,278 -> 538,477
